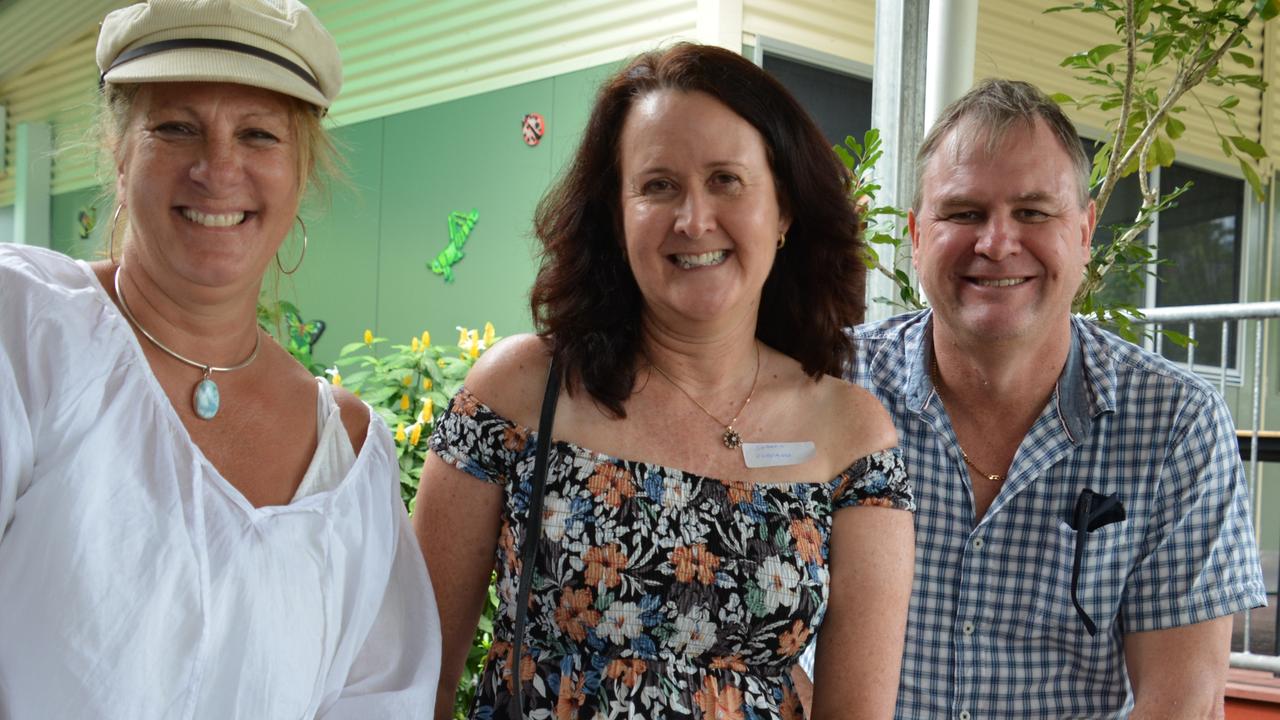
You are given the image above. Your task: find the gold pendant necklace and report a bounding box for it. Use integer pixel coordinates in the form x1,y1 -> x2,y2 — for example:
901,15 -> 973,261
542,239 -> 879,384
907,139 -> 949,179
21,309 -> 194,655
646,342 -> 761,450
930,355 -> 1006,482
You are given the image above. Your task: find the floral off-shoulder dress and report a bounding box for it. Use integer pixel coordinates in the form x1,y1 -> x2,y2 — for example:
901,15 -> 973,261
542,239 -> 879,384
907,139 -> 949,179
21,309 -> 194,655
430,387 -> 914,720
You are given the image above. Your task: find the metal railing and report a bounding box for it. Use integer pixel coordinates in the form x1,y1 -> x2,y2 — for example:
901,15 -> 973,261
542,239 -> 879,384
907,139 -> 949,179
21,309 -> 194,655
1128,301 -> 1280,673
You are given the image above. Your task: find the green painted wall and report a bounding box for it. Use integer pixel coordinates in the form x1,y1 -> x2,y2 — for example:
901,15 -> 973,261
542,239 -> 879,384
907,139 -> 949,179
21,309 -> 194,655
49,185 -> 105,260
289,60 -> 618,363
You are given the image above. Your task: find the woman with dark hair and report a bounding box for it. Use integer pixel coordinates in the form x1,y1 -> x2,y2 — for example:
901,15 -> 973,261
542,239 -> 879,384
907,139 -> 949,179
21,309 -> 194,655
416,43 -> 914,719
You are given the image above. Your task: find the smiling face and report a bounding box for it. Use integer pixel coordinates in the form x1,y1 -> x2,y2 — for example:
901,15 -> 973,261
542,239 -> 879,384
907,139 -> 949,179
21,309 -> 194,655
115,81 -> 301,290
617,90 -> 790,330
911,118 -> 1095,349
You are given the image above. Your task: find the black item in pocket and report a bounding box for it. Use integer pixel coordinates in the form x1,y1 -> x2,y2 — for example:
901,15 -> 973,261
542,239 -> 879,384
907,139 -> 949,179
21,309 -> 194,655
1066,488 -> 1126,636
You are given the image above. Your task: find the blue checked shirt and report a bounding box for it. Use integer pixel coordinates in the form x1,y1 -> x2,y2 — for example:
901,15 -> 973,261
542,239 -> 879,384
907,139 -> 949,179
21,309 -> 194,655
850,310 -> 1266,719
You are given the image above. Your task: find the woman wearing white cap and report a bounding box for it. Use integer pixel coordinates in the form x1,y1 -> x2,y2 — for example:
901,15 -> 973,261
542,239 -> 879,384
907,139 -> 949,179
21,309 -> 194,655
0,1 -> 440,716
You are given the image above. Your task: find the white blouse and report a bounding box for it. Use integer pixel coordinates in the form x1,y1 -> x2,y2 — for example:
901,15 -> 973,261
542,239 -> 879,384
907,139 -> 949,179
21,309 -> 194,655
0,245 -> 441,719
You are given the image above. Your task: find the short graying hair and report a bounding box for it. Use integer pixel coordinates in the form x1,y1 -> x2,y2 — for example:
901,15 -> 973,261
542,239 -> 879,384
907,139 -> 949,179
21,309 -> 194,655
913,78 -> 1091,209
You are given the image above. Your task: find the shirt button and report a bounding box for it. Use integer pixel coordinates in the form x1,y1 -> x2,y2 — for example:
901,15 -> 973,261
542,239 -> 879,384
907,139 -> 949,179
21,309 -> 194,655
972,537 -> 985,550
959,712 -> 972,720
962,621 -> 976,635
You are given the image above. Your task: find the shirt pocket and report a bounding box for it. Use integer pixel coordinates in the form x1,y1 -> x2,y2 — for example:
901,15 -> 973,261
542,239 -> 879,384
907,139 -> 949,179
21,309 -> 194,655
1024,519 -> 1129,637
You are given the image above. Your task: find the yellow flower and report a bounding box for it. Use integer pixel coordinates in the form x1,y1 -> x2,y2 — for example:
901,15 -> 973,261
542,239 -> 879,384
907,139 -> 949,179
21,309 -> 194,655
363,329 -> 373,345
331,372 -> 342,387
422,377 -> 433,391
457,327 -> 469,346
400,393 -> 410,411
402,374 -> 413,387
409,423 -> 423,446
421,330 -> 431,347
483,322 -> 495,347
438,358 -> 447,369
468,339 -> 480,359
420,397 -> 435,423
395,423 -> 406,443
411,337 -> 421,353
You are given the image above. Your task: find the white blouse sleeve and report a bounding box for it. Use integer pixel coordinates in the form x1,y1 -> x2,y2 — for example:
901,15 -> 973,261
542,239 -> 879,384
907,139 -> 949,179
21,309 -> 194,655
317,489 -> 442,717
0,250 -> 49,543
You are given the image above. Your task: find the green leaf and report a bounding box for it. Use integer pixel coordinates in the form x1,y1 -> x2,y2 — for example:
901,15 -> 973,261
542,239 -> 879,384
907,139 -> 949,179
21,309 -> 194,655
1160,329 -> 1195,348
1239,158 -> 1266,202
1049,92 -> 1075,105
1219,95 -> 1240,110
1134,0 -> 1153,26
1258,0 -> 1280,21
1152,134 -> 1176,167
1230,51 -> 1256,68
1165,116 -> 1186,140
1229,135 -> 1268,160
1087,43 -> 1125,65
832,144 -> 855,170
1151,35 -> 1174,64
1061,52 -> 1093,69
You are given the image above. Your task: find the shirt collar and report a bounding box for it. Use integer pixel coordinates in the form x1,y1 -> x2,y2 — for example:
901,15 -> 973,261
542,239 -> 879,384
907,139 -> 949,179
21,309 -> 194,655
903,311 -> 1110,445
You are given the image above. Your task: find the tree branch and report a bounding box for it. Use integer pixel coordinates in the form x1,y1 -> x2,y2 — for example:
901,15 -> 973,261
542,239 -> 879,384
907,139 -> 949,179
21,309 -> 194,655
1094,0 -> 1139,219
1107,6 -> 1258,186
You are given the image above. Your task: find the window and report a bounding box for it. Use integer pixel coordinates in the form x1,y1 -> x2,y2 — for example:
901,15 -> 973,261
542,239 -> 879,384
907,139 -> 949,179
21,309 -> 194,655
760,51 -> 873,147
1085,138 -> 1246,369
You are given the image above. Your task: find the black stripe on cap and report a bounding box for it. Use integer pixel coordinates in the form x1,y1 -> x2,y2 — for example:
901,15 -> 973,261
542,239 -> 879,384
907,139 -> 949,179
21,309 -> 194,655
104,38 -> 321,93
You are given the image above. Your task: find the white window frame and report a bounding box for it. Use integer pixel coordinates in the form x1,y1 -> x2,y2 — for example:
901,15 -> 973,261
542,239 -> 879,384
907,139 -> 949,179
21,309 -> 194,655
1123,161 -> 1261,385
750,36 -> 874,81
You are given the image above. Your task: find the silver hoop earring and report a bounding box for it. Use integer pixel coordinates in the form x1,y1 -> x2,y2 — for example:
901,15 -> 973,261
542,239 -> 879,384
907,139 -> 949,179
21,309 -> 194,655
108,204 -> 124,265
276,216 -> 308,275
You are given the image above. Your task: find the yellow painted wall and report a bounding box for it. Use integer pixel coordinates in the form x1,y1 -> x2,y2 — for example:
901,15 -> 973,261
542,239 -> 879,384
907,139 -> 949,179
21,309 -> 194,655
742,0 -> 876,66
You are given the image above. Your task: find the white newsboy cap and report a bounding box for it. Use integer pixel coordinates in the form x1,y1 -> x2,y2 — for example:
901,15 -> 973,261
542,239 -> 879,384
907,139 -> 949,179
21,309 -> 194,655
97,0 -> 342,110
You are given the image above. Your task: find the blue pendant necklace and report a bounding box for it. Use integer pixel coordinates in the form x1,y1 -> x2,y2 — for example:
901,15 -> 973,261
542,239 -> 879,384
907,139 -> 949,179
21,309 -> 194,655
113,266 -> 260,420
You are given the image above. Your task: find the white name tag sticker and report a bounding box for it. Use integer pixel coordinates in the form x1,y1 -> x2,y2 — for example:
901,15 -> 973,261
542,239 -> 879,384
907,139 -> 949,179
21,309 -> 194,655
741,441 -> 816,469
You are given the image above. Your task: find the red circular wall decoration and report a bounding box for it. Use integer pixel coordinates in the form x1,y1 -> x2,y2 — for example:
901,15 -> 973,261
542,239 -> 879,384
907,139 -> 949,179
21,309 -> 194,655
522,113 -> 546,146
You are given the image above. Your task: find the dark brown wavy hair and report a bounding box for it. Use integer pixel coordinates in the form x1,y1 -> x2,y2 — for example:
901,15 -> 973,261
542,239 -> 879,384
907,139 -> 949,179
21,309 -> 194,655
530,42 -> 864,417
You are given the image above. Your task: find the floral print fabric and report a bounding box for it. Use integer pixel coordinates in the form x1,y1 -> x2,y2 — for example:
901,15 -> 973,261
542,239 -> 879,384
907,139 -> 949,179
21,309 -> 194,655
431,387 -> 914,720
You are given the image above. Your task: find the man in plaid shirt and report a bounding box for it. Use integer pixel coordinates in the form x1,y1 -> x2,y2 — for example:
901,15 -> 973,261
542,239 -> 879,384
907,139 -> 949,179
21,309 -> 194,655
803,79 -> 1266,718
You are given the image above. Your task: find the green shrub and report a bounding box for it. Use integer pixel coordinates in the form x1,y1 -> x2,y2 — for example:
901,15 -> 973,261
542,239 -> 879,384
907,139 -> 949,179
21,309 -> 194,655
334,323 -> 501,719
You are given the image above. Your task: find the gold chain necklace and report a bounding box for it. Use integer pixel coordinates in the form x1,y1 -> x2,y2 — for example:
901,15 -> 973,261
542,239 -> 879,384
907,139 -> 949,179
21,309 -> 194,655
930,356 -> 1005,482
646,342 -> 761,450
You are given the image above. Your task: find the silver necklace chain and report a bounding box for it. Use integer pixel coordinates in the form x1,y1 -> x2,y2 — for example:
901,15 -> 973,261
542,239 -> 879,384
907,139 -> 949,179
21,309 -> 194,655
112,265 -> 260,375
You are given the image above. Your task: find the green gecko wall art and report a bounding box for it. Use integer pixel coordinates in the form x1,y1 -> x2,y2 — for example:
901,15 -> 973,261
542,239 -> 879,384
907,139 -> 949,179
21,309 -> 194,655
430,209 -> 480,283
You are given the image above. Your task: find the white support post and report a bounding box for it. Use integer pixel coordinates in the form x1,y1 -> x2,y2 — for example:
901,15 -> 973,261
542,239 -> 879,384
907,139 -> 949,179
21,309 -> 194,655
924,0 -> 978,131
15,121 -> 51,248
697,0 -> 743,53
0,105 -> 8,175
868,0 -> 930,321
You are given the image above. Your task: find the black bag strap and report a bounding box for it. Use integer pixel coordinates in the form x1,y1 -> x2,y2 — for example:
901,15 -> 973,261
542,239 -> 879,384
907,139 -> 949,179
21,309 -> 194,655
508,355 -> 560,719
